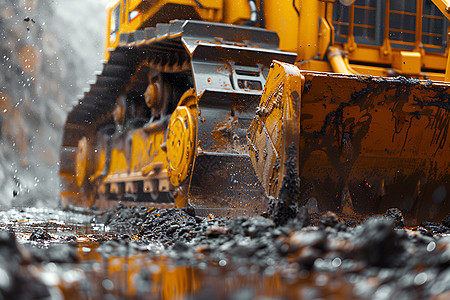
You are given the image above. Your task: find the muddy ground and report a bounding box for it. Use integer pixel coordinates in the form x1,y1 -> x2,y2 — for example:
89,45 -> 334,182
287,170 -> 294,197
0,205 -> 448,299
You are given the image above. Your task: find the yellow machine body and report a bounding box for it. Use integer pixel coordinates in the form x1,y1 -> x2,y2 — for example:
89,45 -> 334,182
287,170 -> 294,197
60,0 -> 449,221
103,0 -> 450,78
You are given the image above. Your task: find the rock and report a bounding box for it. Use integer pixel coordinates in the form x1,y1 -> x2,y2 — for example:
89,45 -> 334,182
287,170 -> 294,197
420,222 -> 449,235
351,217 -> 402,267
272,144 -> 301,226
243,217 -> 275,238
29,229 -> 51,242
272,198 -> 297,227
296,206 -> 310,228
296,246 -> 322,270
384,208 -> 405,228
172,241 -> 189,252
30,244 -> 79,263
287,230 -> 327,251
0,231 -> 50,299
441,214 -> 450,228
320,211 -> 340,228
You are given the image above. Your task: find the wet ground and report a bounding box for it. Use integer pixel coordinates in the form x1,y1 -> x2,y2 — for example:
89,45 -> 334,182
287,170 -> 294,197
0,206 -> 449,299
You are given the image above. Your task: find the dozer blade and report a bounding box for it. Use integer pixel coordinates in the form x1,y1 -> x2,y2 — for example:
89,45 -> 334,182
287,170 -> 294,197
183,90 -> 272,218
187,152 -> 268,217
248,61 -> 449,224
172,22 -> 296,217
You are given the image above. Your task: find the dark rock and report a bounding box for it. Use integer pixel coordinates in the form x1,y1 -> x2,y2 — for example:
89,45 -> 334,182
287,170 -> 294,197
273,144 -> 301,226
272,198 -> 297,227
230,245 -> 256,258
243,217 -> 275,238
296,206 -> 310,228
30,244 -> 79,263
288,230 -> 327,251
296,246 -> 322,270
384,208 -> 405,228
351,217 -> 402,267
415,226 -> 434,237
320,211 -> 340,228
172,241 -> 189,252
206,226 -> 229,238
29,229 -> 51,241
441,214 -> 450,228
167,225 -> 180,235
0,231 -> 50,299
420,222 -> 449,235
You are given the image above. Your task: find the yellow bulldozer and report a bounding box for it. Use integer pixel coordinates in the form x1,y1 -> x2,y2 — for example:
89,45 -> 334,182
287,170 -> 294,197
60,0 -> 449,223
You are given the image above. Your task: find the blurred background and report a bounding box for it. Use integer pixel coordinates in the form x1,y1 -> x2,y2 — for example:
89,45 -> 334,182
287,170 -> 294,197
0,0 -> 111,207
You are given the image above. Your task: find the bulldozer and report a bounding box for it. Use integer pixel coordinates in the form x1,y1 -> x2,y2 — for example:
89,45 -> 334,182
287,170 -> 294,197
60,0 -> 449,223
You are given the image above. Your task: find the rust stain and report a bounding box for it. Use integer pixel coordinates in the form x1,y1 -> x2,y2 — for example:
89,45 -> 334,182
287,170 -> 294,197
210,116 -> 239,152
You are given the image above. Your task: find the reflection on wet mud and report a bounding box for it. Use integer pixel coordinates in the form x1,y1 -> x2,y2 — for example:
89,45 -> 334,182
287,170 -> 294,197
0,207 -> 449,299
74,250 -> 356,299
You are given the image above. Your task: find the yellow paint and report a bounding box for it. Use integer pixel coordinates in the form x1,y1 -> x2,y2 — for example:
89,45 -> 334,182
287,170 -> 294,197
327,46 -> 354,74
104,0 -> 223,61
297,0 -> 321,61
433,0 -> 450,81
75,137 -> 88,187
166,89 -> 197,187
93,0 -> 450,207
90,150 -> 106,182
392,52 -> 422,75
247,60 -> 303,197
109,148 -> 128,174
263,0 -> 299,53
104,0 -> 449,77
130,134 -> 145,172
222,0 -> 251,24
431,0 -> 450,20
318,15 -> 332,60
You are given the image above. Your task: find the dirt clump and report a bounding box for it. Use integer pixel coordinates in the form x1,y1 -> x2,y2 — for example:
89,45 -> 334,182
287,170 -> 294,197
0,231 -> 50,299
384,207 -> 405,228
29,229 -> 52,242
93,204 -> 450,298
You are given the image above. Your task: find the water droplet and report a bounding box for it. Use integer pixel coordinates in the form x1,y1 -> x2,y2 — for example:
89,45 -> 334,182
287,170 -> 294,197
427,241 -> 436,252
102,279 -> 114,290
332,257 -> 342,268
315,274 -> 328,286
0,268 -> 11,289
41,271 -> 59,286
414,272 -> 427,285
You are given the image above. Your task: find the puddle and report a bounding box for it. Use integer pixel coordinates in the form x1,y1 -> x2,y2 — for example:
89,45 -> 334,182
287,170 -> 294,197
0,207 -> 448,299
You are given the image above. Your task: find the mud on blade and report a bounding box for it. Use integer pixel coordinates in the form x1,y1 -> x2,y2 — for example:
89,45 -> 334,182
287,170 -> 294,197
248,61 -> 449,224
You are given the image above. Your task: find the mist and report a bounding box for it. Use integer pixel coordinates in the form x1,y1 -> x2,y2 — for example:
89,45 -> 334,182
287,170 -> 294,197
0,0 -> 111,208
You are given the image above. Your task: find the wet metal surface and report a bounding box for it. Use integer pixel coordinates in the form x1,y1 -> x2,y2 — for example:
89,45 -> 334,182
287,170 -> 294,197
248,62 -> 449,224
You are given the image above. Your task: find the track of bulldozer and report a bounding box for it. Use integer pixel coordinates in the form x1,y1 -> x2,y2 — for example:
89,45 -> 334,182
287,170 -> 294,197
60,22 -> 193,209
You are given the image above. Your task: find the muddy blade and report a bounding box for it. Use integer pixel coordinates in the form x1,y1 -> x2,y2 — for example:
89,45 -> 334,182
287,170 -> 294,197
249,61 -> 449,223
186,97 -> 270,217
186,152 -> 268,217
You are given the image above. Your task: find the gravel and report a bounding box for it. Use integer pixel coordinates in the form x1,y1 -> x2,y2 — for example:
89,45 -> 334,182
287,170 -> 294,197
92,205 -> 450,298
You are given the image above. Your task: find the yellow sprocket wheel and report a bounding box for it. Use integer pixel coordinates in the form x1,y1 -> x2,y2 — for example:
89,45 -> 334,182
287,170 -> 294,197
166,90 -> 197,187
